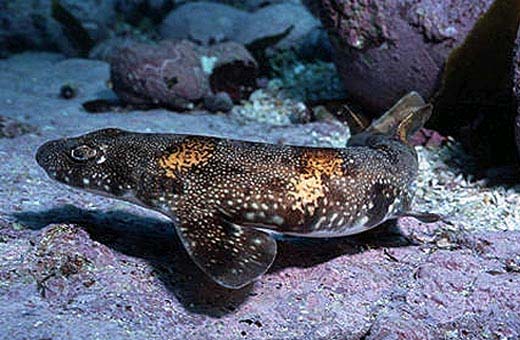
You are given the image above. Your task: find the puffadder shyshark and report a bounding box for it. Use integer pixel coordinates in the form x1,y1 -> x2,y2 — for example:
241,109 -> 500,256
36,92 -> 438,288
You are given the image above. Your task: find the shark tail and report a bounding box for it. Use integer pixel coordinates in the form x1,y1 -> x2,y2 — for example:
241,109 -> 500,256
364,92 -> 433,144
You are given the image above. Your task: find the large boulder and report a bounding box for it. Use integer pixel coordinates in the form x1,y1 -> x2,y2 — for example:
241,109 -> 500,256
110,40 -> 258,110
311,0 -> 520,166
236,3 -> 321,50
159,2 -> 248,45
160,2 -> 323,55
310,0 -> 495,115
0,0 -> 116,57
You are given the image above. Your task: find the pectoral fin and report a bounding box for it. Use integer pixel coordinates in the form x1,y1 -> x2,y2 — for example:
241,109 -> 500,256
174,212 -> 277,289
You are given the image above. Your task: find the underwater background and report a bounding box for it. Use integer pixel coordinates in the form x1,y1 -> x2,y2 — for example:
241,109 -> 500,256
1,0 -> 520,339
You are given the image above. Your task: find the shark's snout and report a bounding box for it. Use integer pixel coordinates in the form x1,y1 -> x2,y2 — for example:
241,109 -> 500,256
36,140 -> 56,168
35,139 -> 69,176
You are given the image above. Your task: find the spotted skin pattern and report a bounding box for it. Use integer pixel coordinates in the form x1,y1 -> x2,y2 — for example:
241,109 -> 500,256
36,115 -> 425,288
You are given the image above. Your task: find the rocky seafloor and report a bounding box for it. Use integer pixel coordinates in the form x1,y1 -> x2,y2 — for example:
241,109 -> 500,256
1,53 -> 520,339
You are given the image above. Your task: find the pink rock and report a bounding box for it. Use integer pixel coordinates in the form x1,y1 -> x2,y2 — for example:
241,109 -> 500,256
514,25 -> 520,161
313,0 -> 520,166
110,40 -> 257,110
312,0 -> 496,115
3,216 -> 520,337
409,128 -> 447,148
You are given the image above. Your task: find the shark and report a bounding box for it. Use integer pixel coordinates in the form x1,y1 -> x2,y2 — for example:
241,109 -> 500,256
36,93 -> 437,289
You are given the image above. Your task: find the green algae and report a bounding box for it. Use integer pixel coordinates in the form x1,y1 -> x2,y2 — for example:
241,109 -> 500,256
268,50 -> 346,103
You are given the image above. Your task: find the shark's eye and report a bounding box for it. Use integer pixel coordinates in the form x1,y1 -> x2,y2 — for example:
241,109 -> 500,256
71,145 -> 97,161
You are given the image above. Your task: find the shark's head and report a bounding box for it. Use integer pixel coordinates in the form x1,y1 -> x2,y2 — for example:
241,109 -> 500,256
36,128 -> 157,201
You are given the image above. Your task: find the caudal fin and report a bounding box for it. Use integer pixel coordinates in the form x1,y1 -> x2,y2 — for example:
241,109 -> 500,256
395,104 -> 433,143
367,91 -> 426,135
349,92 -> 433,145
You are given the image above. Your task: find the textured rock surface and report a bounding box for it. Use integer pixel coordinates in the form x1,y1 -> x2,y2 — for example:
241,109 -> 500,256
1,53 -> 519,339
311,0 -> 496,115
431,0 -> 520,167
0,115 -> 38,139
203,92 -> 234,113
2,214 -> 520,339
160,2 -> 321,54
236,3 -> 321,49
209,0 -> 301,12
312,0 -> 520,167
160,2 -> 247,45
409,128 -> 447,148
514,25 -> 520,161
110,40 -> 257,109
0,0 -> 116,56
88,37 -> 141,62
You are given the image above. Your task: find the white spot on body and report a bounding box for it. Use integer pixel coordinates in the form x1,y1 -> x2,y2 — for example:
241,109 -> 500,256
96,155 -> 107,164
352,216 -> 369,229
288,213 -> 374,238
314,216 -> 327,230
271,215 -> 284,225
386,198 -> 402,219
